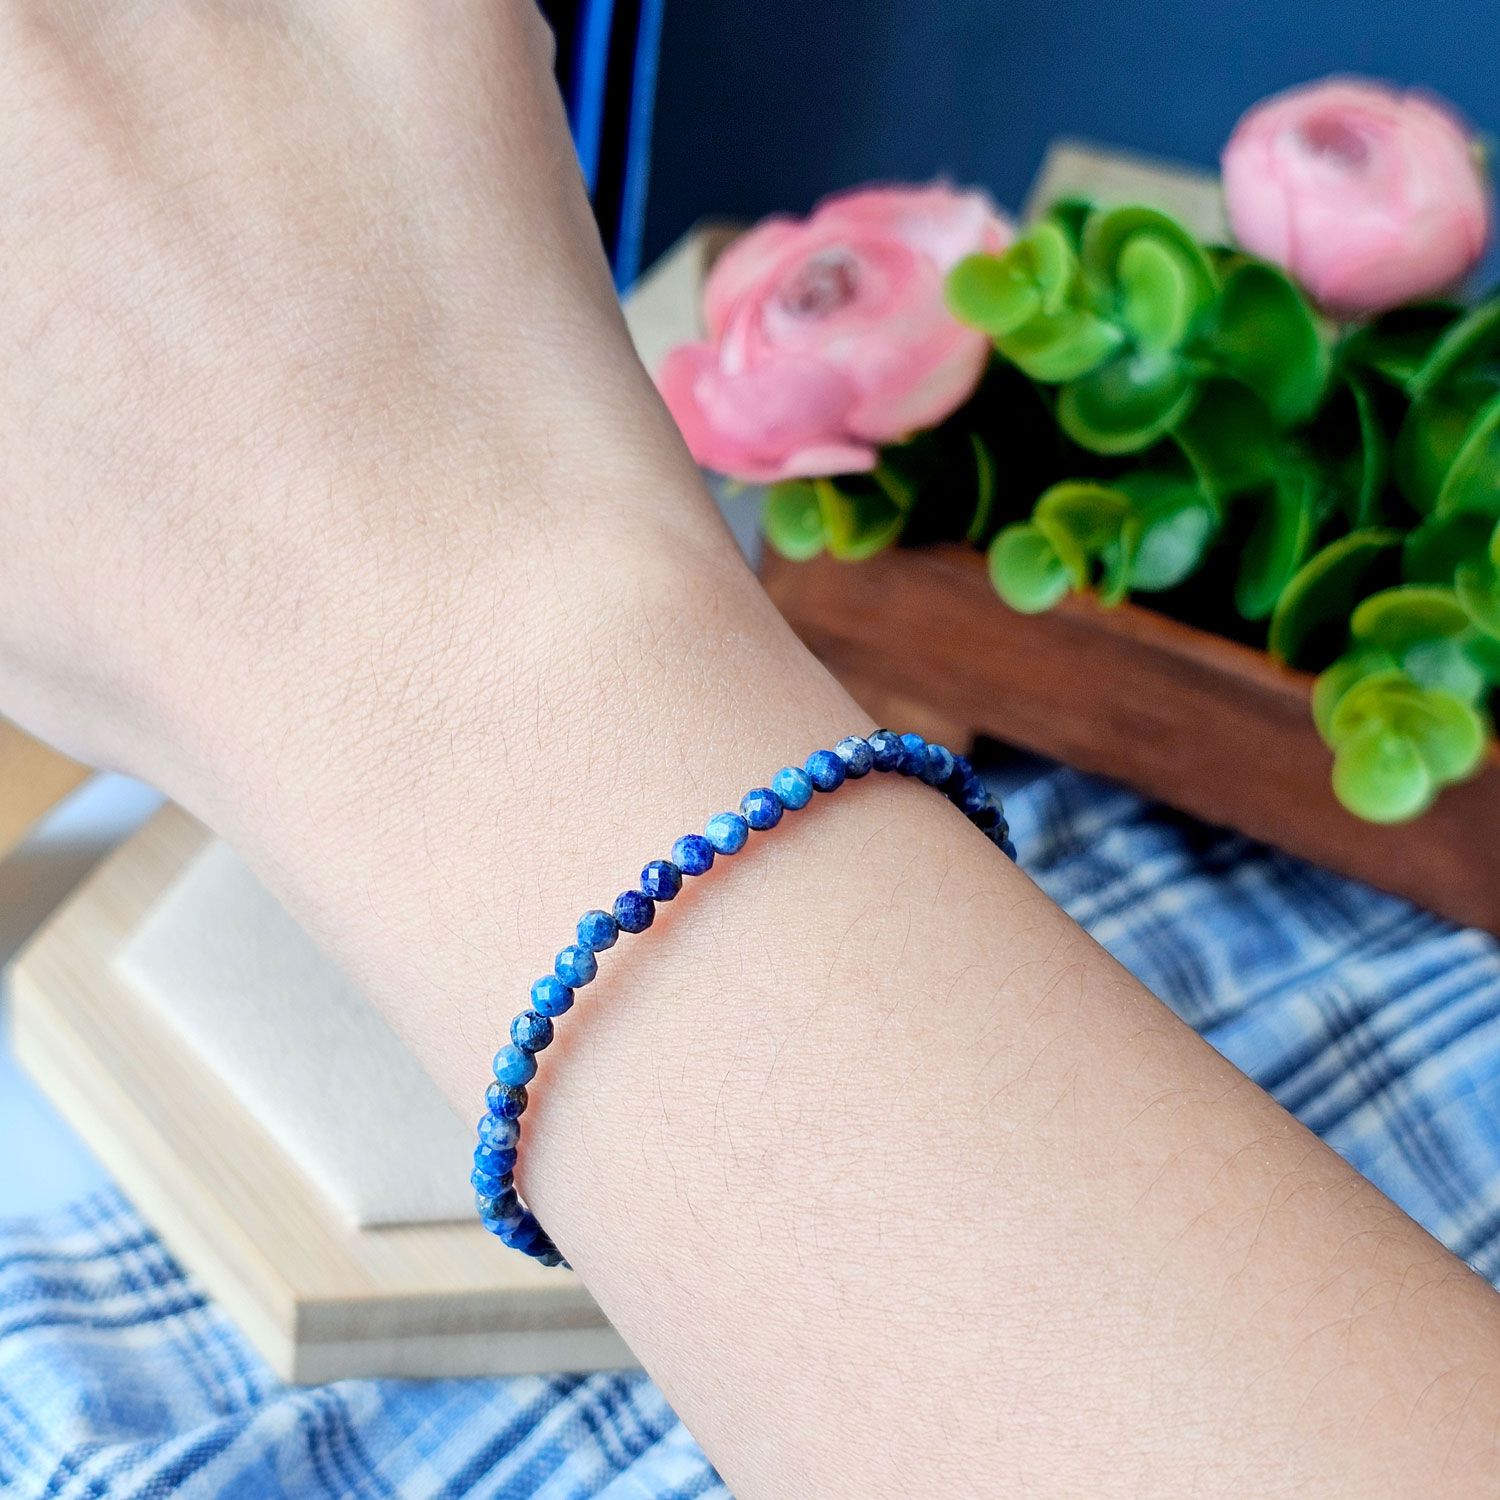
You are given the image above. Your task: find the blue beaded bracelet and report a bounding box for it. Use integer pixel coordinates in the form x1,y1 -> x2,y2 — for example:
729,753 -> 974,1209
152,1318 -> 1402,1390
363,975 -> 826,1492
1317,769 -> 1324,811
473,730 -> 1016,1265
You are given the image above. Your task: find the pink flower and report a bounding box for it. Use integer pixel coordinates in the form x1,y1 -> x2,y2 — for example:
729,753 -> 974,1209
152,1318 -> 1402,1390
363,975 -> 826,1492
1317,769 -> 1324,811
1222,77 -> 1491,317
658,185 -> 1012,483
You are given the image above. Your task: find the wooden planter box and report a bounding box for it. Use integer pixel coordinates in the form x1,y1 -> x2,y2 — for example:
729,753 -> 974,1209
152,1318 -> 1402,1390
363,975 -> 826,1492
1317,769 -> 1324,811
760,544 -> 1500,936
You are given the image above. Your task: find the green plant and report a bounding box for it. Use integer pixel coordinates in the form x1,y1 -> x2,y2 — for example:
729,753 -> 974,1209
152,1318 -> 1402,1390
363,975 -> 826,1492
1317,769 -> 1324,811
761,196 -> 1500,824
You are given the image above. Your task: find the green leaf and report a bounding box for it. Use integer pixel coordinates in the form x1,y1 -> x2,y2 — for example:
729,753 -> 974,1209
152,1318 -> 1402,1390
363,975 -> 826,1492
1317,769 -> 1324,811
1401,636 -> 1488,701
947,222 -> 1077,337
814,476 -> 905,561
987,523 -> 1071,613
1350,585 -> 1471,653
1407,295 -> 1500,401
1268,527 -> 1402,667
1202,259 -> 1330,427
999,308 -> 1125,383
1057,351 -> 1196,454
947,252 -> 1042,339
1395,374 -> 1500,518
1330,672 -> 1488,782
964,432 -> 998,545
1331,721 -> 1436,823
1041,195 -> 1094,250
1402,512 -> 1496,585
1171,379 -> 1277,504
1081,205 -> 1217,305
762,480 -> 825,561
1116,233 -> 1196,350
1456,557 -> 1500,638
1234,468 -> 1319,621
1337,302 -> 1461,390
1313,648 -> 1398,744
1112,471 -> 1217,593
1326,670 -> 1488,821
1322,372 -> 1387,529
1032,481 -> 1130,591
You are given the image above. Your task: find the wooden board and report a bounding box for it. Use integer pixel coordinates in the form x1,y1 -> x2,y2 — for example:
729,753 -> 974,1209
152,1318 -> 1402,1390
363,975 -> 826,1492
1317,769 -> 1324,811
0,721 -> 90,860
7,805 -> 634,1383
761,544 -> 1500,936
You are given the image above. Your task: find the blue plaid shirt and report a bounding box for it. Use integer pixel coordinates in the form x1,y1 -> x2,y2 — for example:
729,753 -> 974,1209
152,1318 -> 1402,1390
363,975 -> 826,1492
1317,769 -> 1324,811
4,760 -> 1499,1496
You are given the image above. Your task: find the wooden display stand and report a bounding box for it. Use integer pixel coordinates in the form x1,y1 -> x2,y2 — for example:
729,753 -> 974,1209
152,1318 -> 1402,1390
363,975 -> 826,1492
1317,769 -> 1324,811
760,545 -> 1500,936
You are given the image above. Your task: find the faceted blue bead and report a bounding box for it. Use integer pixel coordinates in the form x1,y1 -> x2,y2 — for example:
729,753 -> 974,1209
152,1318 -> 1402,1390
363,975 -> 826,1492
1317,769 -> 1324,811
804,749 -> 846,792
958,777 -> 988,816
471,1163 -> 512,1195
672,833 -> 715,876
499,1210 -> 546,1252
867,728 -> 903,772
705,812 -> 749,854
771,765 -> 813,810
511,1011 -> 554,1053
641,859 -> 683,901
577,908 -> 619,953
492,1043 -> 537,1087
530,974 -> 574,1018
972,803 -> 1002,832
741,787 -> 783,830
897,732 -> 927,776
834,736 -> 875,777
555,944 -> 598,988
486,1081 -> 528,1119
474,1138 -> 517,1173
613,888 -> 655,932
922,743 -> 956,786
1001,838 -> 1018,861
477,1113 -> 520,1151
478,1190 -> 526,1233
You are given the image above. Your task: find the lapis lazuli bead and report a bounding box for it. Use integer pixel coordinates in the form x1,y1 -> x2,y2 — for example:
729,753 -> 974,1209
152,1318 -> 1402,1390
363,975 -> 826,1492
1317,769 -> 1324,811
741,787 -> 783,830
477,1113 -> 520,1151
972,803 -> 1002,832
771,765 -> 813,810
672,833 -> 715,876
614,888 -> 655,932
474,1142 -> 516,1178
705,811 -> 749,854
897,732 -> 927,775
471,1163 -> 512,1195
486,1081 -> 528,1119
577,908 -> 619,953
478,1190 -> 526,1233
641,859 -> 683,901
959,777 -> 988,816
868,728 -> 903,771
530,974 -> 574,1018
834,736 -> 875,777
511,1011 -> 554,1053
555,944 -> 598,988
472,1159 -> 514,1194
923,743 -> 956,786
492,1043 -> 537,1087
804,749 -> 846,792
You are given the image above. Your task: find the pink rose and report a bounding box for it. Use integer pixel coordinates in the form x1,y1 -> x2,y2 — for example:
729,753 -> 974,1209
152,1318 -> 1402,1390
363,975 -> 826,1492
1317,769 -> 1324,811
657,185 -> 1012,483
1222,77 -> 1491,317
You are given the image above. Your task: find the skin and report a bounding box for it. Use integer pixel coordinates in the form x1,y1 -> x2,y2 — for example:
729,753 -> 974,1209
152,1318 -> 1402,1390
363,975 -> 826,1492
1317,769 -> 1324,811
1,4 -> 1498,1495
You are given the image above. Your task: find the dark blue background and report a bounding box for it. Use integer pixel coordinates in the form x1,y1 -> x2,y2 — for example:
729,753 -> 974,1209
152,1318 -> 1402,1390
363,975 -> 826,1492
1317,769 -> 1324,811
642,1 -> 1500,262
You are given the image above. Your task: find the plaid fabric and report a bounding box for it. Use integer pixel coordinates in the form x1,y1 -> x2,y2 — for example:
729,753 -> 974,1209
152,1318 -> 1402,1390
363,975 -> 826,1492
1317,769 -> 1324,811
4,760 -> 1500,1496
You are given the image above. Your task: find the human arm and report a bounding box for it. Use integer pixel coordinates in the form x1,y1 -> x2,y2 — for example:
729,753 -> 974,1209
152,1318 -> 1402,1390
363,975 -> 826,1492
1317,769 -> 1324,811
2,5 -> 1498,1494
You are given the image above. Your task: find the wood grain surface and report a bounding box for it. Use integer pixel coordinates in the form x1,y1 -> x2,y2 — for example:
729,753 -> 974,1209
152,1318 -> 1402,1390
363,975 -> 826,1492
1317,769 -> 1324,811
761,544 -> 1500,935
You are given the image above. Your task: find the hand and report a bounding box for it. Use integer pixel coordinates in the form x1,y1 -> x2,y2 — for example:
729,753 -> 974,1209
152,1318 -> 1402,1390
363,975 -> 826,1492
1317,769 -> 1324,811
0,0 -> 699,785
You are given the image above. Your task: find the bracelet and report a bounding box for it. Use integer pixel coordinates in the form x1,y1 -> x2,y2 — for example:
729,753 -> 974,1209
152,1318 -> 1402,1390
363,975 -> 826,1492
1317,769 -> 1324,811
472,729 -> 1016,1265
